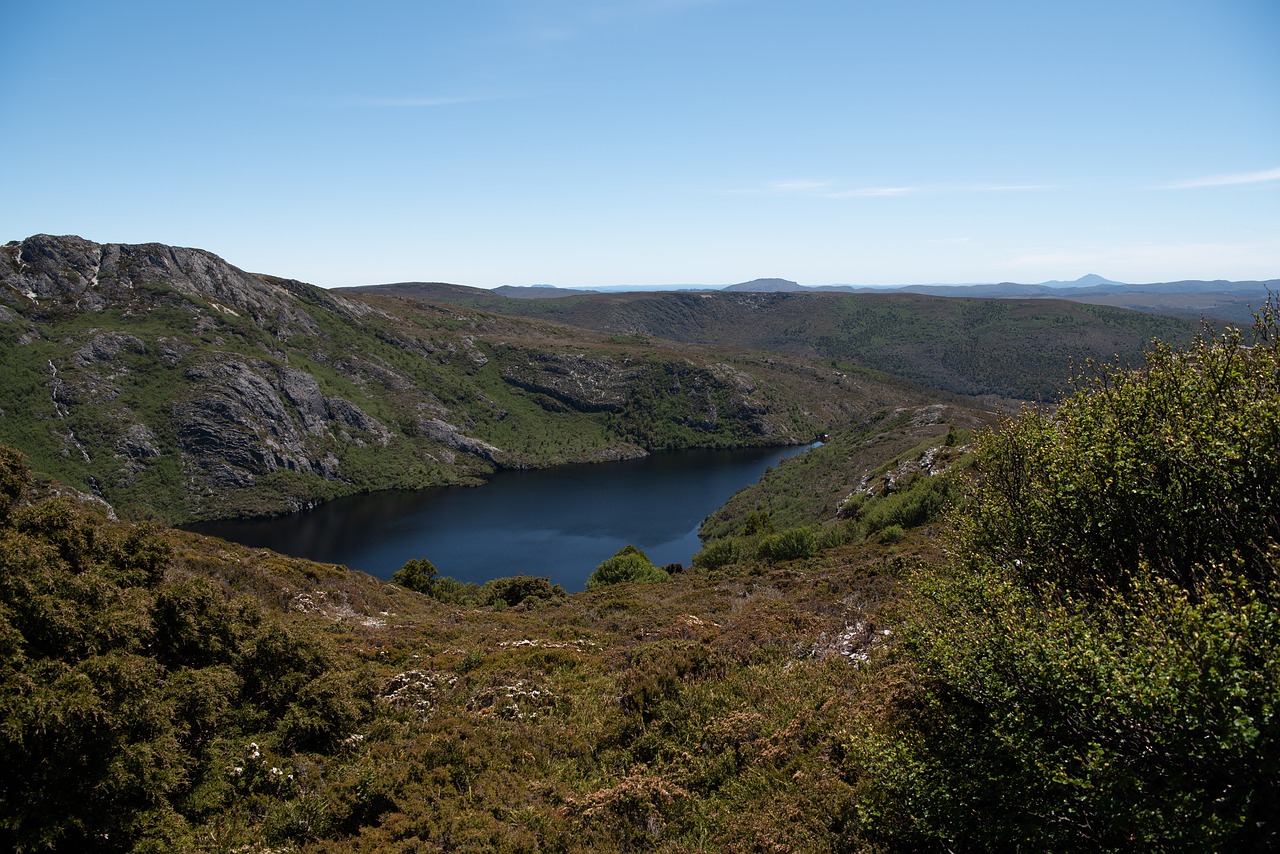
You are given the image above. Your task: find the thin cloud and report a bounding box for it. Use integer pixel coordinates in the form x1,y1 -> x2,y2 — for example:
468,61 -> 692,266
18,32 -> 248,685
1001,240 -> 1280,280
301,95 -> 499,109
768,180 -> 829,192
826,186 -> 917,198
967,183 -> 1056,192
744,180 -> 1053,199
1163,166 -> 1280,189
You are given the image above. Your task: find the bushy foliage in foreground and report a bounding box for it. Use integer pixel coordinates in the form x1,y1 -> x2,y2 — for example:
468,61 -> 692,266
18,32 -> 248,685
0,451 -> 373,852
846,311 -> 1280,850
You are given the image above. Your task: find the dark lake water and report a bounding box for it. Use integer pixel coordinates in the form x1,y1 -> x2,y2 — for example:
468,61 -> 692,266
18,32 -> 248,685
188,444 -> 814,591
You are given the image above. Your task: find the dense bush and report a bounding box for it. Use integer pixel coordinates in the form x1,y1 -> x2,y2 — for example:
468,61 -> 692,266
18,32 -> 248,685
692,536 -> 742,569
754,525 -> 819,562
859,473 -> 957,536
586,544 -> 670,588
0,457 -> 372,852
964,314 -> 1280,596
847,310 -> 1280,850
482,574 -> 568,607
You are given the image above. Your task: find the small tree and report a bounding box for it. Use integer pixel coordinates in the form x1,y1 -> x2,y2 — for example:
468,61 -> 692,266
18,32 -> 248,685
391,557 -> 438,594
587,545 -> 669,589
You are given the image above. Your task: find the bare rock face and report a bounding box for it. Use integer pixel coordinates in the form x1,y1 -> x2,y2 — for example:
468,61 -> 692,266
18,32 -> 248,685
1,234 -> 377,333
418,418 -> 503,463
74,331 -> 147,365
499,350 -> 645,412
176,358 -> 318,482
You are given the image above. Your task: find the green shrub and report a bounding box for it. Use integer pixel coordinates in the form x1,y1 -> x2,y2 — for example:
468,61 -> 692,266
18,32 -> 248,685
847,307 -> 1280,851
755,526 -> 818,562
430,574 -> 484,605
965,314 -> 1280,595
0,445 -> 30,521
741,510 -> 774,536
483,574 -> 567,607
0,446 -> 375,852
877,524 -> 905,544
860,474 -> 956,536
586,545 -> 670,589
692,537 -> 741,570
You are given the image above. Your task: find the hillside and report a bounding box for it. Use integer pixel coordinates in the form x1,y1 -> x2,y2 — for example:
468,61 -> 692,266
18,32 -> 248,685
2,309 -> 1276,851
344,283 -> 1199,402
0,235 -> 962,524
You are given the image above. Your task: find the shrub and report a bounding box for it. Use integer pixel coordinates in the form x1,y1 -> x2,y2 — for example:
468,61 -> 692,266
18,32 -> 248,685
741,510 -> 774,536
965,313 -> 1280,595
860,473 -> 956,536
847,307 -> 1280,851
483,574 -> 567,607
586,545 -> 670,589
877,524 -> 905,544
429,574 -> 484,605
0,445 -> 374,852
755,526 -> 818,562
692,537 -> 740,570
0,445 -> 30,521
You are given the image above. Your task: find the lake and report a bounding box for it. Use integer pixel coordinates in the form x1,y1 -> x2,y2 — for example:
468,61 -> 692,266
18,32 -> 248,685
188,443 -> 815,591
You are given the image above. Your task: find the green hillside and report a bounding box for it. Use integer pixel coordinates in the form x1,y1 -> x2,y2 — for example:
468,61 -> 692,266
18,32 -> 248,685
0,236 -> 958,524
346,284 -> 1199,402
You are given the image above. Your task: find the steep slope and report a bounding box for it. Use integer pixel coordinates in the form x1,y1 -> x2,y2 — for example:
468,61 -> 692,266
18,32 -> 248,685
346,284 -> 1199,401
0,235 -> 955,523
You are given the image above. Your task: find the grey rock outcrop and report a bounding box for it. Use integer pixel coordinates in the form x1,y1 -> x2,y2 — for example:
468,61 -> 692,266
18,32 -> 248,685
0,235 -> 492,520
1,233 -> 379,332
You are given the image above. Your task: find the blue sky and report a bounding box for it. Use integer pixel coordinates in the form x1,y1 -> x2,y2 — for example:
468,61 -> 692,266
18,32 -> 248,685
2,0 -> 1277,287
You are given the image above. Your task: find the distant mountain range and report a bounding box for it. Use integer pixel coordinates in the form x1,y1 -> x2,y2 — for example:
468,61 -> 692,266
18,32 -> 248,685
491,274 -> 1277,324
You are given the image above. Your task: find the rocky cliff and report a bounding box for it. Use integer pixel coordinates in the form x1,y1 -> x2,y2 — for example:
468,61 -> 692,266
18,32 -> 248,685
0,235 -> 913,523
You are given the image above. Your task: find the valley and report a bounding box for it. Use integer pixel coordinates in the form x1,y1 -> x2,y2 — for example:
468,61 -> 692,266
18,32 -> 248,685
1,235 -> 942,524
1,233 -> 1275,852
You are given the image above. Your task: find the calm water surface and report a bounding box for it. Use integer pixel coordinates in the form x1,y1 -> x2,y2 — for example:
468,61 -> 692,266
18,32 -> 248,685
189,444 -> 813,591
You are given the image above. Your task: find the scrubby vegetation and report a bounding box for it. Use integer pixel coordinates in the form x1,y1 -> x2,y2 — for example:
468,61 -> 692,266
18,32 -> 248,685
392,558 -> 567,609
2,300 -> 1277,851
586,544 -> 669,588
0,446 -> 376,851
405,284 -> 1199,401
843,308 -> 1280,849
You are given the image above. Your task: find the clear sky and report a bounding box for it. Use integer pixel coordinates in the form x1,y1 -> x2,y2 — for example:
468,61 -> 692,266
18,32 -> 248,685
2,1 -> 1277,288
